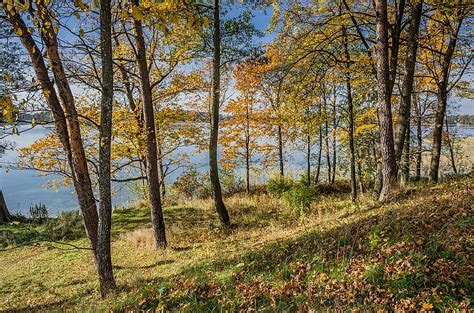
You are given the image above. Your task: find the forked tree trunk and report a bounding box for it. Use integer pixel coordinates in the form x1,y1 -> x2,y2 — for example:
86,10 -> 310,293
133,0 -> 167,247
375,0 -> 398,202
210,0 -> 230,226
394,0 -> 423,164
97,0 -> 117,296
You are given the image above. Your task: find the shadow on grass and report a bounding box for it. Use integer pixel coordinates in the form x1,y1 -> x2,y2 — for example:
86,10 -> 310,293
114,177 -> 473,311
114,259 -> 175,270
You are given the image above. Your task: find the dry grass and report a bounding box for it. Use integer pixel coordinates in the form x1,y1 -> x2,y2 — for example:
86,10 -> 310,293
0,175 -> 472,311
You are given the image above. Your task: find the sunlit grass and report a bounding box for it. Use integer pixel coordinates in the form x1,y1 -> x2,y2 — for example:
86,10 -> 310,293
0,175 -> 472,311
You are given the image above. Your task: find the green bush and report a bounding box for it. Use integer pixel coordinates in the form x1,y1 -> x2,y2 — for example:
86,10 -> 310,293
29,203 -> 48,222
220,168 -> 244,195
267,176 -> 294,198
43,211 -> 84,241
171,169 -> 212,200
282,183 -> 315,210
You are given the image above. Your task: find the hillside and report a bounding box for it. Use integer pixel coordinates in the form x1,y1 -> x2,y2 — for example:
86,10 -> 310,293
0,175 -> 473,311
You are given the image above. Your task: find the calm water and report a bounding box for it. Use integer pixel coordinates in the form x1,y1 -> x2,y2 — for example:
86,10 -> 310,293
1,124 -> 473,215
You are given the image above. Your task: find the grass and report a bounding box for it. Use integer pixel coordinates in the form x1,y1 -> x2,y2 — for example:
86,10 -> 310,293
0,175 -> 473,311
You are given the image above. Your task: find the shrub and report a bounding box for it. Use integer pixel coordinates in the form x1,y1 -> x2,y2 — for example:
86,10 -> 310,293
220,168 -> 244,195
29,203 -> 48,222
44,210 -> 84,241
267,176 -> 294,198
282,183 -> 315,210
171,169 -> 211,200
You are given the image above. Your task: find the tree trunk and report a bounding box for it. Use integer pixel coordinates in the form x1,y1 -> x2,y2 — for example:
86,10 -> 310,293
357,153 -> 365,194
331,92 -> 337,184
97,0 -> 117,296
210,0 -> 230,226
347,77 -> 357,202
400,119 -> 410,184
325,118 -> 331,183
277,124 -> 284,177
375,0 -> 398,202
388,0 -> 406,95
343,25 -> 357,202
245,104 -> 251,194
157,139 -> 166,202
133,1 -> 167,247
415,101 -> 422,181
445,118 -> 458,174
394,0 -> 423,164
429,10 -> 463,182
314,127 -> 322,185
0,190 -> 11,223
307,133 -> 312,186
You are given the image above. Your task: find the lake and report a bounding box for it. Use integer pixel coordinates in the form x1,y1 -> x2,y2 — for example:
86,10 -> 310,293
1,124 -> 473,216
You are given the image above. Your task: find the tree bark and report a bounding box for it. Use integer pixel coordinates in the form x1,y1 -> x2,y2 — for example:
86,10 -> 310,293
394,0 -> 423,164
210,0 -> 230,226
314,126 -> 322,185
133,0 -> 167,247
97,0 -> 117,296
375,0 -> 398,202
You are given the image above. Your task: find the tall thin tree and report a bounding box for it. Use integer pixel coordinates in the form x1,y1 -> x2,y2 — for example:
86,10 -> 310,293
132,0 -> 167,247
210,0 -> 230,227
97,0 -> 117,296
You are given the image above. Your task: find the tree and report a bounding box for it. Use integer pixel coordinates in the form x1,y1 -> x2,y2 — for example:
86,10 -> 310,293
209,0 -> 230,226
427,3 -> 470,181
374,0 -> 398,202
96,0 -> 116,296
394,0 -> 423,168
131,0 -> 167,247
1,0 -> 100,250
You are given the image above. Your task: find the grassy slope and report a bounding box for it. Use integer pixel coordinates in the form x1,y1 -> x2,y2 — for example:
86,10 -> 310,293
0,175 -> 473,311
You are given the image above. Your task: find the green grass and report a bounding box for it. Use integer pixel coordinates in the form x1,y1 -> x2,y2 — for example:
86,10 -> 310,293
0,175 -> 473,311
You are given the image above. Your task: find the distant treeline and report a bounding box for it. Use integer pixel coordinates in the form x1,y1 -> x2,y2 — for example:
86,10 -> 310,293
446,115 -> 474,125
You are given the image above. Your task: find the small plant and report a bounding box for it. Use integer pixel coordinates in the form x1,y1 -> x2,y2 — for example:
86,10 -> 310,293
282,183 -> 315,211
44,211 -> 84,241
29,203 -> 48,222
171,169 -> 212,200
220,168 -> 244,195
267,176 -> 294,198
